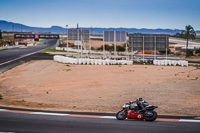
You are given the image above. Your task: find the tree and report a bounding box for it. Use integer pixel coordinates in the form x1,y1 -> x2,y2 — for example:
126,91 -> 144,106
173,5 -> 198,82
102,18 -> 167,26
181,25 -> 196,57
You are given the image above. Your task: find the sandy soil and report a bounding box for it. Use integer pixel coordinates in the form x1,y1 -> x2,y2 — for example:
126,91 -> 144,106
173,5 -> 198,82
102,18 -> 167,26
0,60 -> 200,116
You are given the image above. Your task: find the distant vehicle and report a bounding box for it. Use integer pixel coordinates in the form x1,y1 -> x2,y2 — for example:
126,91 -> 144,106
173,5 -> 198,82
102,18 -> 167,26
116,101 -> 158,121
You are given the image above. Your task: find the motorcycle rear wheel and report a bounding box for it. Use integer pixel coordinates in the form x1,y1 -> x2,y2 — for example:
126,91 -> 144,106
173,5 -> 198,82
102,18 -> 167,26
144,111 -> 157,121
116,110 -> 127,120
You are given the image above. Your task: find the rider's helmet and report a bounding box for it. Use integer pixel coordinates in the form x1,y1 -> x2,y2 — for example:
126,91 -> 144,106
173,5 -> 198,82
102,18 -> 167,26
137,97 -> 144,102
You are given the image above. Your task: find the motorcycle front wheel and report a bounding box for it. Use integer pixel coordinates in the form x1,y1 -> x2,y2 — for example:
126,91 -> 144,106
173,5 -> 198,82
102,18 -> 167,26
144,111 -> 157,121
116,110 -> 127,120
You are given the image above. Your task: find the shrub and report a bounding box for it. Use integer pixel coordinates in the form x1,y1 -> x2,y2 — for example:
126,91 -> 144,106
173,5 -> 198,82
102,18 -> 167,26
195,49 -> 200,55
0,94 -> 3,100
186,49 -> 194,57
91,47 -> 95,50
159,49 -> 171,55
97,44 -> 125,52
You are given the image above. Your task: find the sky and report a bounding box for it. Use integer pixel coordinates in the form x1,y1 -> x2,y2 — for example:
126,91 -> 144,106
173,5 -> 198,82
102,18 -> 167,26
0,0 -> 200,30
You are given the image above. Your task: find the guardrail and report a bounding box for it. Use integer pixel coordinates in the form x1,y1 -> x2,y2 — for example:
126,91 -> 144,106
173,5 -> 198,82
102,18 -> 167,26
153,60 -> 188,66
53,55 -> 133,65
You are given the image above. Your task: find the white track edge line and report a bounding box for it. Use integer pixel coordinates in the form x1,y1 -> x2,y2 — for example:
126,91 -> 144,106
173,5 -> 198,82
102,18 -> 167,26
100,116 -> 116,119
0,109 -> 8,111
179,119 -> 200,122
0,50 -> 39,66
0,41 -> 56,66
30,112 -> 69,116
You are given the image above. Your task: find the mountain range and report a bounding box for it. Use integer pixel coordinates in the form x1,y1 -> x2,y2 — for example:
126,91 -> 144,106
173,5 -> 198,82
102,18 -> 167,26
1,20 -> 200,35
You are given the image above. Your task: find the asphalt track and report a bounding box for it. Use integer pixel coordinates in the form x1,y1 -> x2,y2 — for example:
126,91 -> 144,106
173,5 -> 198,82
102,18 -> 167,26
0,108 -> 200,133
0,39 -> 57,73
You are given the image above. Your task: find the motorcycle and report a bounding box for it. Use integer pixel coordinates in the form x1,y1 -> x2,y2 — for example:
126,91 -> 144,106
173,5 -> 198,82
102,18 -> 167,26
116,101 -> 158,121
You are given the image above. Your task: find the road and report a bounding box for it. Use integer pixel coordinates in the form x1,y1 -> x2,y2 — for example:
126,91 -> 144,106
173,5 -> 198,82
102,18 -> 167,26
0,111 -> 199,133
169,38 -> 200,45
0,39 -> 57,73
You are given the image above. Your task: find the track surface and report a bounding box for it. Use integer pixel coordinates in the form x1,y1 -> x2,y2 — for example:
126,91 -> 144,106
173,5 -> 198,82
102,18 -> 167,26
0,110 -> 200,133
0,39 -> 57,73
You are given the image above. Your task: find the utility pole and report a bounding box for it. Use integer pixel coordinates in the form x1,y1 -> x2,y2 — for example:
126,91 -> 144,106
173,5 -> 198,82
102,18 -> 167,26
12,24 -> 15,45
114,31 -> 117,56
154,36 -> 157,60
81,29 -> 83,58
143,36 -> 144,61
77,23 -> 79,52
89,26 -> 92,56
103,31 -> 105,56
166,36 -> 168,60
66,25 -> 68,55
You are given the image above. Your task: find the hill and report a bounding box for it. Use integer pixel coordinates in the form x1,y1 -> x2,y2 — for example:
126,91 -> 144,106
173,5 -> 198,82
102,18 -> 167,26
1,20 -> 200,35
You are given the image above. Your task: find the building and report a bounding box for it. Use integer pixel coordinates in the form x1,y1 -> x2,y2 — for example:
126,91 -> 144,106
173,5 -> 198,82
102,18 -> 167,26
129,34 -> 169,51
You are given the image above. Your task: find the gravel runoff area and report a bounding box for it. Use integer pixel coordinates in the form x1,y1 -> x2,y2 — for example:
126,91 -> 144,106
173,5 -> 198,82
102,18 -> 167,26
0,60 -> 200,116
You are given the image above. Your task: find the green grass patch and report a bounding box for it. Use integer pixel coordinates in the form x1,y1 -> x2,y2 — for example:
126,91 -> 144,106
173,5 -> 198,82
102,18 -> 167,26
40,39 -> 79,53
0,47 -> 19,51
25,60 -> 31,63
195,39 -> 200,42
40,49 -> 78,53
40,49 -> 67,53
49,40 -> 60,50
0,48 -> 10,51
60,38 -> 67,42
39,39 -> 46,45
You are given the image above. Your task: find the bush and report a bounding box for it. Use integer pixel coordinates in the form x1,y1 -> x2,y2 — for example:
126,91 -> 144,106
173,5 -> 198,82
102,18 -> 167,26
97,44 -> 125,52
116,45 -> 125,52
195,49 -> 200,55
0,94 -> 3,100
186,49 -> 194,57
159,49 -> 171,55
97,46 -> 103,50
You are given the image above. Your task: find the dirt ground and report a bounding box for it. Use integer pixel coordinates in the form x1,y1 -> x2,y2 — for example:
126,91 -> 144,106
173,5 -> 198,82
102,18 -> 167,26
0,60 -> 200,116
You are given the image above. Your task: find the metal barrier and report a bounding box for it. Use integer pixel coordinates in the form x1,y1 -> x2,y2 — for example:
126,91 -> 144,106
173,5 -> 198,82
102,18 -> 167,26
153,60 -> 188,66
53,55 -> 132,65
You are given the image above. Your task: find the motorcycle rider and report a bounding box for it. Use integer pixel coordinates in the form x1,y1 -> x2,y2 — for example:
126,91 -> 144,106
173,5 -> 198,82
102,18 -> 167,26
130,97 -> 149,112
136,97 -> 149,112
